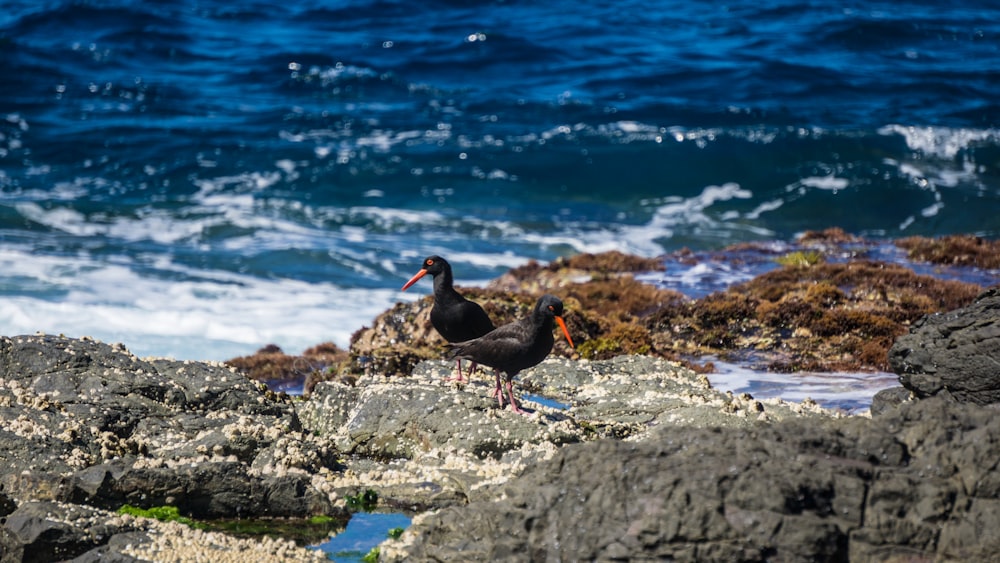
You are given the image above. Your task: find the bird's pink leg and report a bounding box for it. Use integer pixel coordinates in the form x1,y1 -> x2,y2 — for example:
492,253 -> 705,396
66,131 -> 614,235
446,359 -> 465,382
505,380 -> 528,415
492,370 -> 505,408
449,360 -> 482,383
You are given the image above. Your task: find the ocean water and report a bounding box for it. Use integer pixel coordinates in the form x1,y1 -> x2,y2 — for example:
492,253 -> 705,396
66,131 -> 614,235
2,0 -> 999,363
706,361 -> 901,415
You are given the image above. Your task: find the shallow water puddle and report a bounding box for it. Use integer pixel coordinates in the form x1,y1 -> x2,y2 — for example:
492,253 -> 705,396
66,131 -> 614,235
310,512 -> 411,562
522,393 -> 571,410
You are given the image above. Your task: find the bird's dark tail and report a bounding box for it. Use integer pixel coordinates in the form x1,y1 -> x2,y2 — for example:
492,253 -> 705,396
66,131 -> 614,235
444,340 -> 479,361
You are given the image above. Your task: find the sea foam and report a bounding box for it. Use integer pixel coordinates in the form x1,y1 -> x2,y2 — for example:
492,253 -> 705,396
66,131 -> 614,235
0,247 -> 410,360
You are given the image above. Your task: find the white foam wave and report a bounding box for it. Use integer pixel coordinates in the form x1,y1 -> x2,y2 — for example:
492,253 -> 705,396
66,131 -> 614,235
798,175 -> 850,192
192,171 -> 283,200
0,178 -> 91,202
745,198 -> 784,220
1,179 -> 796,363
494,183 -> 772,258
279,124 -> 445,161
894,158 -> 981,191
11,179 -> 462,256
921,202 -> 944,217
15,202 -> 217,244
431,250 -> 529,273
879,124 -> 999,159
622,182 -> 763,253
635,259 -> 764,299
708,361 -> 899,414
0,248 -> 410,361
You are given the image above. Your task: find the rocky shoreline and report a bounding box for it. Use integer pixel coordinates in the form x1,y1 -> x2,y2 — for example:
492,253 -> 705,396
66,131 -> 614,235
0,334 -> 836,561
229,231 -> 995,393
1,234 -> 998,561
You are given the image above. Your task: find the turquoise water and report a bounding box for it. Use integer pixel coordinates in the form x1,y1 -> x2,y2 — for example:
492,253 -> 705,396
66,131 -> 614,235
523,393 -> 571,411
312,512 -> 412,562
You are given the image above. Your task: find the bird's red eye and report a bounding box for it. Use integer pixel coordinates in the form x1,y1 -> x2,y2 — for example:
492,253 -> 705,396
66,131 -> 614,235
426,259 -> 434,266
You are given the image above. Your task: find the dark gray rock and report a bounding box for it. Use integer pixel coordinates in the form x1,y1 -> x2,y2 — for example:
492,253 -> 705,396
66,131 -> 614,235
299,361 -> 586,461
869,386 -> 912,416
295,356 -> 831,514
889,288 -> 1000,404
11,330 -> 998,561
298,356 -> 832,465
0,334 -> 340,520
384,396 -> 1000,562
0,501 -> 143,562
523,355 -> 819,432
68,531 -> 151,563
0,490 -> 16,519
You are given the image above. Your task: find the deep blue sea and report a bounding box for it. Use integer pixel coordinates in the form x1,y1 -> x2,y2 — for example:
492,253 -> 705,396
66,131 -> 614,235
2,0 -> 999,362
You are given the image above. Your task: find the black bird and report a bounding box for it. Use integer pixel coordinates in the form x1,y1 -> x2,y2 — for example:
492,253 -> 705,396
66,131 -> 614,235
448,294 -> 574,414
401,255 -> 495,382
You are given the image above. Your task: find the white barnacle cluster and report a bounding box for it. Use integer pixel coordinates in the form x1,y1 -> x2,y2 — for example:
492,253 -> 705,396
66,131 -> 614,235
782,396 -> 841,417
137,427 -> 190,458
256,432 -> 337,477
538,418 -> 582,442
222,415 -> 286,443
309,471 -> 338,501
44,500 -> 142,535
6,414 -> 51,441
96,430 -> 131,459
121,518 -> 325,562
63,447 -> 95,469
721,391 -> 768,420
0,377 -> 62,411
204,408 -> 235,421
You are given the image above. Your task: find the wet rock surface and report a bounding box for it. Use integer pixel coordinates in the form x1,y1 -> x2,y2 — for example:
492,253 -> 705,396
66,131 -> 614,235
889,288 -> 1000,405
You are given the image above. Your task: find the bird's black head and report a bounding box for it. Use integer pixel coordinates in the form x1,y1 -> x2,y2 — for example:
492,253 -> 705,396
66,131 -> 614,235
401,255 -> 453,290
420,255 -> 450,276
536,294 -> 574,348
536,294 -> 564,317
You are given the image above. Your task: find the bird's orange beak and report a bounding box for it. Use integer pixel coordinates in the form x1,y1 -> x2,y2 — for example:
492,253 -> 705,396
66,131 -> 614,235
554,316 -> 575,348
401,268 -> 428,291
